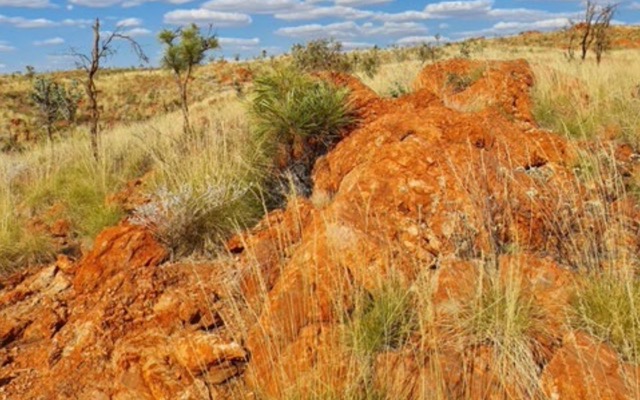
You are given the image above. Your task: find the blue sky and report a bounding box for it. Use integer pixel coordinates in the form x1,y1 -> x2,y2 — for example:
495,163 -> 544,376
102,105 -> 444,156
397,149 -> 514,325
1,0 -> 639,72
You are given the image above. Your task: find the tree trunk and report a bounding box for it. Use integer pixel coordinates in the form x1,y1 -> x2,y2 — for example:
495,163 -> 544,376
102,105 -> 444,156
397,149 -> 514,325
88,18 -> 101,161
580,1 -> 596,61
179,82 -> 191,136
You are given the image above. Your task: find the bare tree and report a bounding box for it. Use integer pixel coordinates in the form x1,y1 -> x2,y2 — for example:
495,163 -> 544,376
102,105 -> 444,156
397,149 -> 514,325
71,18 -> 148,160
593,4 -> 618,64
580,1 -> 598,61
565,22 -> 577,61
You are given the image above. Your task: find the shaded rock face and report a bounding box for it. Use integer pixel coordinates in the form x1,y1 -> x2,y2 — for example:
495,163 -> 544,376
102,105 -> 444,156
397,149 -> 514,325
2,59 -> 639,399
0,225 -> 247,399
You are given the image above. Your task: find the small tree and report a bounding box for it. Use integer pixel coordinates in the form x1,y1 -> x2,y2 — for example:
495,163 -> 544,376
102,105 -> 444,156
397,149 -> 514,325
593,4 -> 618,64
291,39 -> 352,73
31,77 -> 82,142
71,18 -> 148,160
580,1 -> 598,61
571,2 -> 618,64
357,46 -> 381,79
158,24 -> 219,136
25,65 -> 36,80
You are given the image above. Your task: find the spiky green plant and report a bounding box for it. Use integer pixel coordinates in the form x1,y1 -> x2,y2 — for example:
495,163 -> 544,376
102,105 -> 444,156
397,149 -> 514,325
249,66 -> 353,197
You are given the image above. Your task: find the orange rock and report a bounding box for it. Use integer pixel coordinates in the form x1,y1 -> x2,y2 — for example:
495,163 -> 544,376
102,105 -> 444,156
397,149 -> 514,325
541,332 -> 638,400
72,223 -> 167,293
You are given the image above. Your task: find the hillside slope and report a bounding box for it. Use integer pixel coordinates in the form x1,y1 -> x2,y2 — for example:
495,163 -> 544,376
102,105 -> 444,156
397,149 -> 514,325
1,59 -> 640,399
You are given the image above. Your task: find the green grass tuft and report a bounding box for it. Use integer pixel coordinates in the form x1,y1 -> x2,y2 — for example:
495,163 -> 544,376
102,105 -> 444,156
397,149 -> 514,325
346,283 -> 416,359
572,273 -> 640,362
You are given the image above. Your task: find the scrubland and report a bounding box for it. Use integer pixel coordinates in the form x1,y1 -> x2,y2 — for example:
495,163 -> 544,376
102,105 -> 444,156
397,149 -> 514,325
2,34 -> 640,399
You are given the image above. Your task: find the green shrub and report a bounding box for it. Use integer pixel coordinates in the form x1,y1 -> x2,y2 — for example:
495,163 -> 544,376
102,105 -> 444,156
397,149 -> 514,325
250,66 -> 354,196
572,274 -> 640,362
132,181 -> 261,256
463,279 -> 536,346
459,271 -> 543,398
31,77 -> 82,141
387,81 -> 410,99
445,67 -> 484,93
417,42 -> 444,64
353,48 -> 381,79
291,39 -> 353,73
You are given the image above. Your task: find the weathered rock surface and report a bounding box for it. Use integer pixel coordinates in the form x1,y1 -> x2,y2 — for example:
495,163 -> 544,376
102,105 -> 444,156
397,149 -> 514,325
0,225 -> 247,399
2,59 -> 639,399
235,59 -> 639,398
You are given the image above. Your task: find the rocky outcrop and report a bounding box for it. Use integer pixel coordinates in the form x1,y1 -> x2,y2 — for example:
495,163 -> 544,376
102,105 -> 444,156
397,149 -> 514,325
235,59 -> 639,398
0,225 -> 247,399
2,59 -> 639,399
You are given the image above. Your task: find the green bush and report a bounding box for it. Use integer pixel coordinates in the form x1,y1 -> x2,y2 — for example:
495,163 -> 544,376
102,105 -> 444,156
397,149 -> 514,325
250,66 -> 354,196
291,39 -> 353,73
417,42 -> 444,64
353,48 -> 381,79
31,77 -> 82,141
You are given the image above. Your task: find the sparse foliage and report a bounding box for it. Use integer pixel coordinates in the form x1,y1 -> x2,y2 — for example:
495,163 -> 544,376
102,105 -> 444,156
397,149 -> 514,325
565,22 -> 578,61
158,24 -> 219,136
593,4 -> 618,64
572,273 -> 640,362
572,1 -> 618,64
25,65 -> 36,80
353,47 -> 381,79
417,41 -> 444,64
30,77 -> 81,141
291,38 -> 353,73
580,1 -> 598,61
71,18 -> 148,160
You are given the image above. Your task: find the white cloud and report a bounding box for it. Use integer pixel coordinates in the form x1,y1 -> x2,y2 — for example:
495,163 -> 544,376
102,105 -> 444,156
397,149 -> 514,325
0,0 -> 55,7
342,41 -> 375,49
276,20 -> 427,39
458,17 -> 571,38
33,37 -> 65,46
424,0 -> 493,16
122,27 -> 151,36
116,17 -> 142,27
203,0 -> 299,13
276,21 -> 361,39
0,41 -> 15,52
67,0 -> 194,8
276,6 -> 373,21
163,8 -> 252,26
0,14 -> 91,28
219,37 -> 260,46
396,35 -> 449,45
336,0 -> 391,5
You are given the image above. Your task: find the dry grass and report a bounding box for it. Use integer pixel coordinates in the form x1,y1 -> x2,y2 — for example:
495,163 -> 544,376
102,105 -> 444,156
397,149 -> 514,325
0,91 -> 267,272
3,37 -> 640,398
